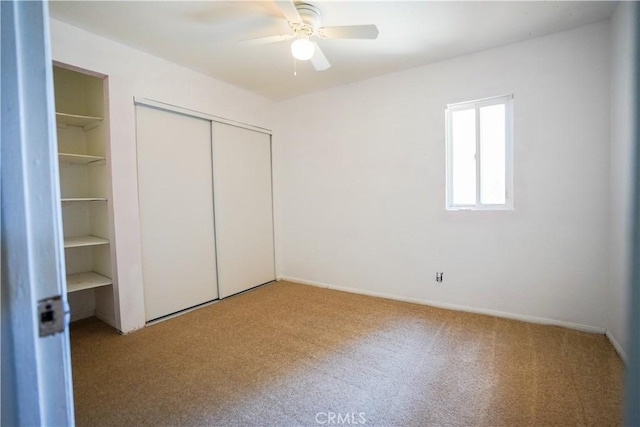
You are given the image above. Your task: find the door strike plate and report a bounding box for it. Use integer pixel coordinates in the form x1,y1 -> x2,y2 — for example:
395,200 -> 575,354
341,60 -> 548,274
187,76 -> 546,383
38,296 -> 68,337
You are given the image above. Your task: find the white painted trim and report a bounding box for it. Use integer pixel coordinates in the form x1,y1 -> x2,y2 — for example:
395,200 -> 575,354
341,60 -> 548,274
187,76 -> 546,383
279,276 -> 606,334
605,330 -> 628,364
445,94 -> 514,211
94,309 -> 117,329
69,309 -> 95,323
446,93 -> 514,109
133,97 -> 272,135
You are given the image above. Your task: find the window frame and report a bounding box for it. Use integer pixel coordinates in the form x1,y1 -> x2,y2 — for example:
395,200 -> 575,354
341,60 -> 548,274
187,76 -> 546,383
445,94 -> 514,211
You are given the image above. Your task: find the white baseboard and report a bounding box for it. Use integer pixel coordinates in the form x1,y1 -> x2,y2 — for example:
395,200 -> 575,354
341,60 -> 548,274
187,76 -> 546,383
279,275 -> 606,335
605,330 -> 628,364
70,308 -> 94,323
118,323 -> 144,335
95,309 -> 117,330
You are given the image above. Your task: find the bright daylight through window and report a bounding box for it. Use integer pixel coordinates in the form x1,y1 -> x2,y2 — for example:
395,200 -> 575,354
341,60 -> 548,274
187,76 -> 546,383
445,94 -> 513,210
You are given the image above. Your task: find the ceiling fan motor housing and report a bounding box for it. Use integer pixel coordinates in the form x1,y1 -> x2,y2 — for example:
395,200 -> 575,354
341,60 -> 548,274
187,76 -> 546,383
295,2 -> 321,30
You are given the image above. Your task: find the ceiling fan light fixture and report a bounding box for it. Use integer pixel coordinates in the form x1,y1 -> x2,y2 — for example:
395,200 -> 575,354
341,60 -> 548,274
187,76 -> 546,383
291,37 -> 315,61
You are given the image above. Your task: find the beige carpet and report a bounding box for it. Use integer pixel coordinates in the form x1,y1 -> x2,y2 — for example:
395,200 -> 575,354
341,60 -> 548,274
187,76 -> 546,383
70,281 -> 623,426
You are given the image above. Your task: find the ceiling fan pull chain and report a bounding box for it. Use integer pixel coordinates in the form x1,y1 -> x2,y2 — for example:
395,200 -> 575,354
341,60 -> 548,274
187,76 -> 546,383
293,57 -> 297,77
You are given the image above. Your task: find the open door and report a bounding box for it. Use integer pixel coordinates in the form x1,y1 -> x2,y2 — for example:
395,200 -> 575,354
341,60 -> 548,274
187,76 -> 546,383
626,6 -> 640,425
1,0 -> 75,425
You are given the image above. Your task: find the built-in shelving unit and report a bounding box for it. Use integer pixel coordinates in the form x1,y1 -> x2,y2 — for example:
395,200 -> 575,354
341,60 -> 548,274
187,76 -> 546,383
56,112 -> 103,131
61,197 -> 108,203
67,272 -> 112,293
59,153 -> 105,164
64,235 -> 110,248
54,65 -> 117,326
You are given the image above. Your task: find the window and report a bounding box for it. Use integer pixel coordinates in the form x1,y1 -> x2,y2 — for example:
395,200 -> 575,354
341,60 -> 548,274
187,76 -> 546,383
445,94 -> 513,210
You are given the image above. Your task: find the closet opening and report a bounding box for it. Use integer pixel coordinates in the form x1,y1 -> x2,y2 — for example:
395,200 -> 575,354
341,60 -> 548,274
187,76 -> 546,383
53,62 -> 120,331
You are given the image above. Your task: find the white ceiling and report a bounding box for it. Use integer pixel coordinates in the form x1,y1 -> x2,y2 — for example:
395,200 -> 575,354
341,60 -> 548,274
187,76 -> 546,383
49,1 -> 616,101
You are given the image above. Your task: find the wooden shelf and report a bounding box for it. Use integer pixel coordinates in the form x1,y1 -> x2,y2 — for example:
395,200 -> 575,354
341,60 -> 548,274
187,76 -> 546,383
61,197 -> 107,203
64,235 -> 109,248
56,112 -> 103,131
66,272 -> 112,293
59,153 -> 105,164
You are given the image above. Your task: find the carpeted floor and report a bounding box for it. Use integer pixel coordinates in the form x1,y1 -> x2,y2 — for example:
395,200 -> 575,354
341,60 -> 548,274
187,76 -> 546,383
70,281 -> 623,426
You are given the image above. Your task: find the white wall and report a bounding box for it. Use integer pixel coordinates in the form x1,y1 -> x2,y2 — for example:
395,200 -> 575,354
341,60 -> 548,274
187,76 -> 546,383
50,16 -> 618,334
608,2 -> 636,359
49,19 -> 277,332
278,21 -> 612,330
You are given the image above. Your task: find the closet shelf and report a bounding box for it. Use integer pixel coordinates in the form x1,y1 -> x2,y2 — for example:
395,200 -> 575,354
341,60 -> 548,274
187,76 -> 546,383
66,272 -> 112,293
59,153 -> 105,164
56,112 -> 103,131
61,197 -> 107,203
64,235 -> 109,248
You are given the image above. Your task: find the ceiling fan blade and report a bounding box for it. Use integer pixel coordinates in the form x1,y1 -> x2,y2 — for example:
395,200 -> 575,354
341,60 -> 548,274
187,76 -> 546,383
319,24 -> 379,40
239,34 -> 293,46
311,42 -> 331,71
274,0 -> 301,23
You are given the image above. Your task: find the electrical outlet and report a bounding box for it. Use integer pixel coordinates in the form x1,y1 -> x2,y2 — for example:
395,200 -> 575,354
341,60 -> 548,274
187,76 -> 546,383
435,272 -> 444,283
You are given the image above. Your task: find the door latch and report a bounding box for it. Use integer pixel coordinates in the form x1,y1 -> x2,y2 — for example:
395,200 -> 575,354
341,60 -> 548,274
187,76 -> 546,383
38,296 -> 69,337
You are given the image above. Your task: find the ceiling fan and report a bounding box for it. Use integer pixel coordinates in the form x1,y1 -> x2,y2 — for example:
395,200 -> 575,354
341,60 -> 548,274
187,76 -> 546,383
240,0 -> 379,71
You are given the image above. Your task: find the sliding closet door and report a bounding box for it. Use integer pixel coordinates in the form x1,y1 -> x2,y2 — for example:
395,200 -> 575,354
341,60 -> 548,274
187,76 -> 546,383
136,106 -> 218,321
213,122 -> 275,298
